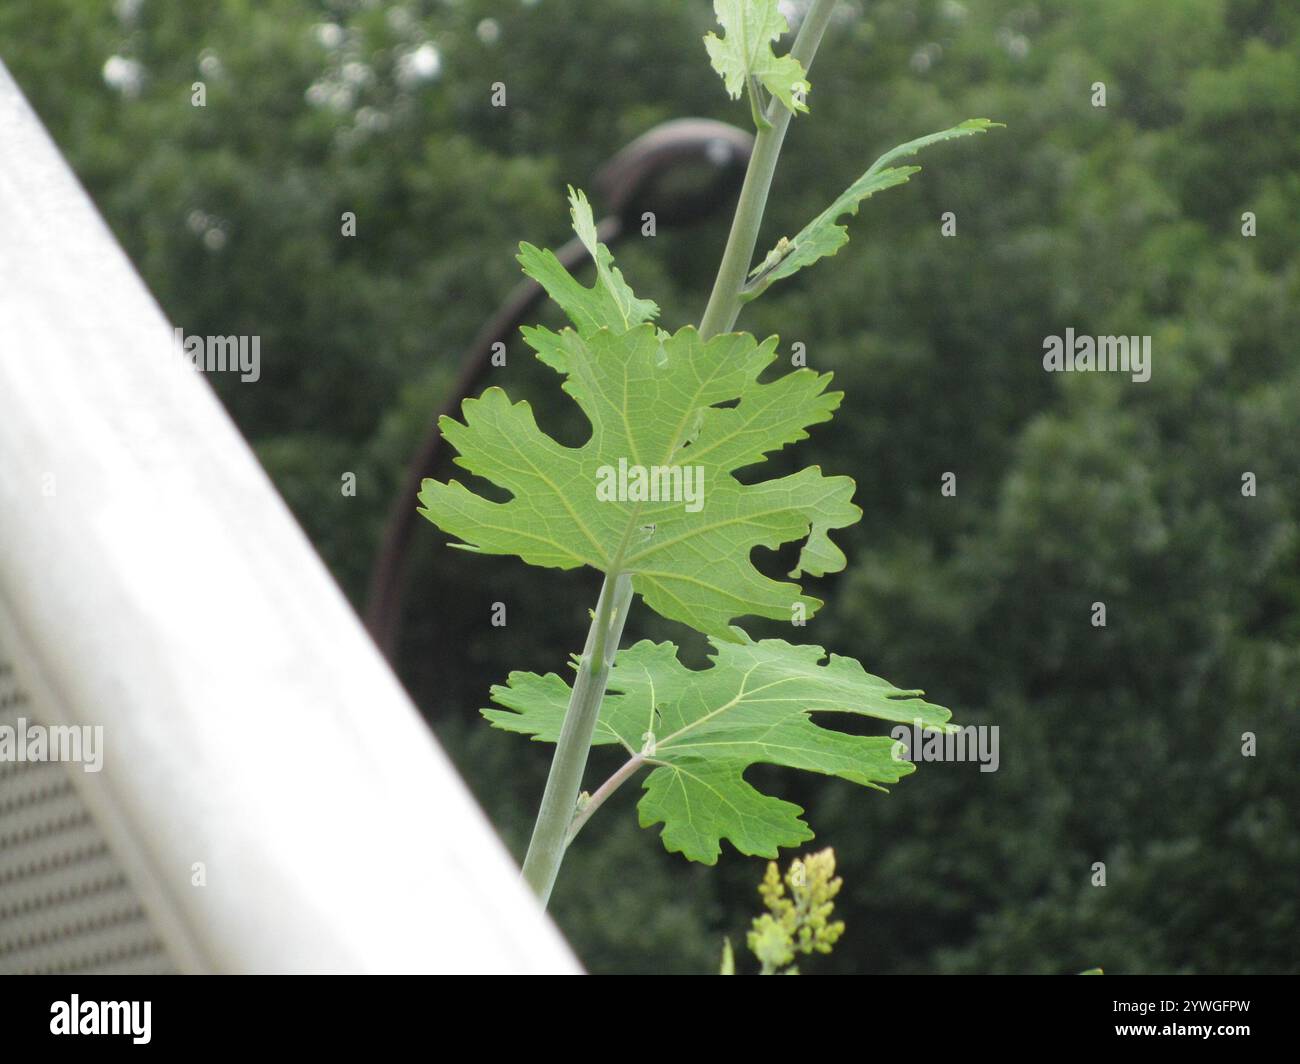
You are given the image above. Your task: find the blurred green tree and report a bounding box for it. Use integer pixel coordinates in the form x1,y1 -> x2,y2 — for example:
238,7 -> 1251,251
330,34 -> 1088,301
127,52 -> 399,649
4,0 -> 1295,973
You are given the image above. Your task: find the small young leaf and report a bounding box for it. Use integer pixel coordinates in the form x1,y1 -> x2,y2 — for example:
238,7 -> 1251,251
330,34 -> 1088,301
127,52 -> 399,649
419,325 -> 859,639
704,0 -> 810,116
484,634 -> 953,864
745,119 -> 1003,299
517,186 -> 659,335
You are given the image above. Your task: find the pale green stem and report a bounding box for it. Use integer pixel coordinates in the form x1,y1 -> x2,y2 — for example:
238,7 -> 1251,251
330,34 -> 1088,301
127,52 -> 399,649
519,0 -> 840,908
699,0 -> 837,340
521,571 -> 632,905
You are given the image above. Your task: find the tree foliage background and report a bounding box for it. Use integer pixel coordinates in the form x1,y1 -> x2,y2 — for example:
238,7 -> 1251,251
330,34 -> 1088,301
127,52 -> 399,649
3,0 -> 1296,973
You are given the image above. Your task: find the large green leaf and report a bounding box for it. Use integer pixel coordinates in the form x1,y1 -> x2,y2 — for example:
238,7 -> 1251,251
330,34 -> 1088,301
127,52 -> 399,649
703,0 -> 810,115
418,323 -> 859,638
745,119 -> 1003,299
485,634 -> 953,863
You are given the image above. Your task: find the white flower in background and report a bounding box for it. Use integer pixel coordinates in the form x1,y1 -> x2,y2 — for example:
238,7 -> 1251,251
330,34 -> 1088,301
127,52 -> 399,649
356,106 -> 391,133
313,22 -> 344,50
102,55 -> 144,98
396,42 -> 441,87
341,60 -> 372,87
198,49 -> 224,79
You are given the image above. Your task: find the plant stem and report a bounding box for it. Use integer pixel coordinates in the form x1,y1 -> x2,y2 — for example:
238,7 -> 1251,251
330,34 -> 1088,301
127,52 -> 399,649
698,0 -> 838,339
521,571 -> 632,905
519,0 -> 839,908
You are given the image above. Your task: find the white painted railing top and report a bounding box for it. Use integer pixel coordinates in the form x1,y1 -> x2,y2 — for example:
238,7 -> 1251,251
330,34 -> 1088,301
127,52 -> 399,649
0,59 -> 578,974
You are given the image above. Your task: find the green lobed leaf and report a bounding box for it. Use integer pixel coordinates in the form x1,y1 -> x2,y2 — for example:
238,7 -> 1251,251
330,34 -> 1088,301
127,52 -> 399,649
703,0 -> 811,116
745,119 -> 1004,299
484,633 -> 953,863
418,323 -> 859,638
516,185 -> 659,335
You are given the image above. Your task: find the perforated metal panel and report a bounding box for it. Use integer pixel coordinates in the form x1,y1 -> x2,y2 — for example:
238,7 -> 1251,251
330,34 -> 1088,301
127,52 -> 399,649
0,656 -> 172,974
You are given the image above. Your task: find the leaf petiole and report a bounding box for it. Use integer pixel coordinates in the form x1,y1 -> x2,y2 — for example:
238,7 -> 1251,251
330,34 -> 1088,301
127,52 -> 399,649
564,753 -> 647,848
747,75 -> 772,130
